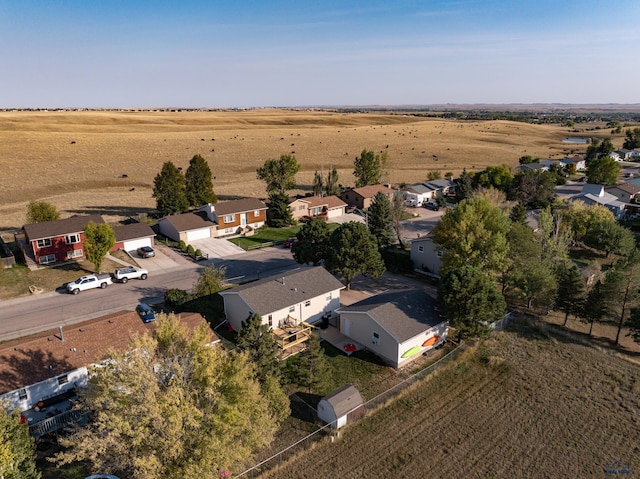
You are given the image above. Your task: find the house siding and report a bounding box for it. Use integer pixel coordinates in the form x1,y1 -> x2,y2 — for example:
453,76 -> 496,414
410,238 -> 443,276
158,219 -> 181,242
31,233 -> 86,264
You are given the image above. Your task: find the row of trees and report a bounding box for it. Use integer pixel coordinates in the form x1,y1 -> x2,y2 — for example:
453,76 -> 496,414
433,194 -> 639,345
153,155 -> 217,215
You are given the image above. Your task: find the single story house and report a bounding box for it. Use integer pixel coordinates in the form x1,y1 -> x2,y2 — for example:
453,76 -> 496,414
111,222 -> 156,252
517,159 -> 560,173
410,237 -> 443,277
402,183 -> 436,206
199,198 -> 267,237
613,149 -> 634,161
23,214 -> 105,265
219,266 -> 345,332
288,195 -> 347,221
0,311 -> 215,436
340,184 -> 396,210
560,155 -> 586,171
158,211 -> 216,243
423,178 -> 457,197
336,289 -> 448,368
317,384 -> 364,430
606,183 -> 640,204
571,184 -> 627,220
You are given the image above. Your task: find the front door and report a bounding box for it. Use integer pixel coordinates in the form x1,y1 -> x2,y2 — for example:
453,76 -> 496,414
241,213 -> 247,227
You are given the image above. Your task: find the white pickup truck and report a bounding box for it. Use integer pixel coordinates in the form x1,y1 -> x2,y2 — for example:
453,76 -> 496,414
66,273 -> 113,294
112,266 -> 149,283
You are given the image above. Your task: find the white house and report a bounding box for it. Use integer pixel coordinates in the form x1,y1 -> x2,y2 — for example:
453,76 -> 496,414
560,156 -> 586,171
317,384 -> 364,430
410,237 -> 443,277
402,183 -> 436,206
219,266 -> 345,332
158,211 -> 216,242
336,289 -> 448,368
571,184 -> 627,220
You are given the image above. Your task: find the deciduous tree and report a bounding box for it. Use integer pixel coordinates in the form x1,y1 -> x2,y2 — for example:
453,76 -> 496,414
508,170 -> 556,209
601,251 -> 640,345
353,149 -> 387,187
83,221 -> 115,273
326,222 -> 385,289
367,192 -> 395,250
257,154 -> 300,195
581,280 -> 606,336
153,161 -> 189,215
439,265 -> 506,339
26,200 -> 60,223
472,165 -> 513,192
0,404 -> 40,479
55,314 -> 281,479
623,127 -> 640,150
586,156 -> 620,186
390,193 -> 407,248
185,154 -> 217,207
193,265 -> 226,298
556,261 -> 586,326
325,166 -> 340,197
583,219 -> 635,258
291,217 -> 330,266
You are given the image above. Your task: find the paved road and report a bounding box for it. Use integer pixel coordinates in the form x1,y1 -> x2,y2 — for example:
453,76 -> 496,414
0,247 -> 297,341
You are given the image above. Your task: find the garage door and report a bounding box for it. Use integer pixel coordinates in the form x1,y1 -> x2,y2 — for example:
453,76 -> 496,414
186,228 -> 211,242
124,238 -> 153,252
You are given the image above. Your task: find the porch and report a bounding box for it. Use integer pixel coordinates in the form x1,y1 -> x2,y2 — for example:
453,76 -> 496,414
272,315 -> 316,360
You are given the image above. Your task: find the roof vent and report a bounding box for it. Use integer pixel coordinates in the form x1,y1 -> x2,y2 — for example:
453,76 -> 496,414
83,349 -> 88,353
79,328 -> 84,332
70,348 -> 77,353
13,347 -> 20,351
108,319 -> 114,323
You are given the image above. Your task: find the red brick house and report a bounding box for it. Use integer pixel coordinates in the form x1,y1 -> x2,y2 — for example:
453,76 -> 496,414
340,184 -> 396,210
199,198 -> 267,237
23,214 -> 105,265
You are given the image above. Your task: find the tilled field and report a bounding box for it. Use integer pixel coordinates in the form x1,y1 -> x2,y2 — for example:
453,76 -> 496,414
255,318 -> 640,478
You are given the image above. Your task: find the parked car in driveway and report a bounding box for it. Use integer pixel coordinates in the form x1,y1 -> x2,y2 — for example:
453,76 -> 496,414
136,246 -> 155,258
136,303 -> 156,323
283,237 -> 298,248
423,201 -> 440,211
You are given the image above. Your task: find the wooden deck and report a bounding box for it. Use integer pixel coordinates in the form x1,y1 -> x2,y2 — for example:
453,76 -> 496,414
272,316 -> 316,359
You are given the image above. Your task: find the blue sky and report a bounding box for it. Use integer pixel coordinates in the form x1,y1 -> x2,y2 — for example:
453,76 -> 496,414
1,0 -> 638,108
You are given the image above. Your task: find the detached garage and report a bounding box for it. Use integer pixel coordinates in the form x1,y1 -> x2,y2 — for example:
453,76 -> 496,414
158,212 -> 215,243
112,223 -> 156,252
317,384 -> 364,430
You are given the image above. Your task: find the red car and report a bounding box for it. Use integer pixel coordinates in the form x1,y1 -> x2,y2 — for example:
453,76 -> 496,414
283,237 -> 298,248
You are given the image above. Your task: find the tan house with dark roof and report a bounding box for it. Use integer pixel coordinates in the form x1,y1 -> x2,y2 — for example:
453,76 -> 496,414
606,183 -> 640,204
336,289 -> 448,368
158,211 -> 216,242
288,195 -> 348,221
340,184 -> 396,210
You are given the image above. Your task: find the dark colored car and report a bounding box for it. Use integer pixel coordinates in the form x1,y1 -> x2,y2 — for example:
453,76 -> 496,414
283,237 -> 298,248
136,303 -> 156,323
423,201 -> 440,211
137,246 -> 155,258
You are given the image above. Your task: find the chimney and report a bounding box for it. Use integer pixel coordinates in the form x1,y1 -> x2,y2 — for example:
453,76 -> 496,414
59,326 -> 65,342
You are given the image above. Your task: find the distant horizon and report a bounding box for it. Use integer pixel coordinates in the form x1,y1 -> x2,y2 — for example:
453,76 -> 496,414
2,0 -> 639,109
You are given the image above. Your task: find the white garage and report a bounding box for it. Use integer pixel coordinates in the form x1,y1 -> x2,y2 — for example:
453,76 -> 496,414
158,212 -> 215,243
112,223 -> 156,253
185,227 -> 213,242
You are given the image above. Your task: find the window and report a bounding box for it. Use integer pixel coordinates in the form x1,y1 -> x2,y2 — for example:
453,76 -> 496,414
268,315 -> 273,327
223,214 -> 235,223
224,228 -> 234,234
372,332 -> 380,345
39,254 -> 56,264
67,249 -> 83,259
254,210 -> 260,217
418,245 -> 424,253
304,300 -> 311,307
57,374 -> 69,386
326,292 -> 332,301
18,389 -> 27,401
437,250 -> 443,257
65,234 -> 80,244
36,238 -> 52,248
299,205 -> 305,210
289,306 -> 295,313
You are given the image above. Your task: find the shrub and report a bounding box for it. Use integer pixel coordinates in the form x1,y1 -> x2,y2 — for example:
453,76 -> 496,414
178,240 -> 187,251
381,247 -> 413,273
195,249 -> 203,258
187,244 -> 195,255
164,288 -> 190,307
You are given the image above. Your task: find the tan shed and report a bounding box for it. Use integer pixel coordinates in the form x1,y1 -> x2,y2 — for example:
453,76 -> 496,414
317,384 -> 364,430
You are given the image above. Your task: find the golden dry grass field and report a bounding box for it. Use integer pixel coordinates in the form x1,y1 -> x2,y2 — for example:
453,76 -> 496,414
0,109 -> 594,231
256,318 -> 640,479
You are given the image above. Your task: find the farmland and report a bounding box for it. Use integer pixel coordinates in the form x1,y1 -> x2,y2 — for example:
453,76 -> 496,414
256,318 -> 640,478
0,109 -> 599,232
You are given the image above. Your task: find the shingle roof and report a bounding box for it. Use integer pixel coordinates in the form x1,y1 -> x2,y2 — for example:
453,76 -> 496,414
337,289 -> 444,343
424,179 -> 456,190
214,198 -> 267,216
321,384 -> 363,417
304,195 -> 347,209
405,184 -> 433,194
23,214 -> 105,241
112,222 -> 156,242
161,211 -> 215,232
608,183 -> 640,195
0,311 -> 213,394
350,184 -> 395,199
220,266 -> 345,315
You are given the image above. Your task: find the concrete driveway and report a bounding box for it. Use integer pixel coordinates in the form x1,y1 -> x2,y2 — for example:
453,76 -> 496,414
127,243 -> 184,273
189,237 -> 246,259
327,212 -> 366,225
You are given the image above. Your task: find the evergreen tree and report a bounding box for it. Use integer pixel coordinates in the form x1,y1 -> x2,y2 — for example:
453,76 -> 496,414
390,193 -> 407,248
367,192 -> 395,250
626,305 -> 640,344
509,202 -> 527,224
185,154 -> 217,207
326,222 -> 385,289
83,221 -> 115,273
291,217 -> 330,266
236,313 -> 282,383
266,192 -> 295,227
257,154 -> 300,195
312,170 -> 324,197
0,404 -> 40,479
601,251 -> 640,345
581,280 -> 606,336
455,168 -> 473,202
325,166 -> 340,197
556,262 -> 586,326
153,161 -> 188,215
288,334 -> 332,394
26,200 -> 60,223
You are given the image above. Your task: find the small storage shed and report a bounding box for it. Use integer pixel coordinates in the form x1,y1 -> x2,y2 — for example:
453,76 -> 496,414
317,384 -> 364,430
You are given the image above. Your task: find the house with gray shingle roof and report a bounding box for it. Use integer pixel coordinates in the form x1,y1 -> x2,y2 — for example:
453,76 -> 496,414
340,184 -> 396,210
158,211 -> 216,242
219,266 -> 345,332
336,289 -> 448,368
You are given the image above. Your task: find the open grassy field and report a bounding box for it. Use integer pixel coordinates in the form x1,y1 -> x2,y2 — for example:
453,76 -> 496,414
0,109 -> 607,232
255,317 -> 640,479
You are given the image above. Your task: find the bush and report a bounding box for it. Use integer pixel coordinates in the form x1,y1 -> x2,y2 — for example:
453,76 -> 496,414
381,247 -> 413,273
178,240 -> 187,251
187,244 -> 195,255
195,249 -> 203,257
164,288 -> 190,307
